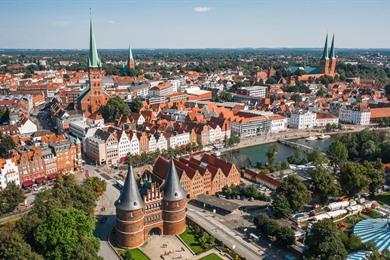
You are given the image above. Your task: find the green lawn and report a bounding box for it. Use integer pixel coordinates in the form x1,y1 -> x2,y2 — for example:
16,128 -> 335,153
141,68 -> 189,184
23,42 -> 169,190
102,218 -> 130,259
373,192 -> 390,206
179,227 -> 206,254
128,249 -> 149,260
200,253 -> 223,260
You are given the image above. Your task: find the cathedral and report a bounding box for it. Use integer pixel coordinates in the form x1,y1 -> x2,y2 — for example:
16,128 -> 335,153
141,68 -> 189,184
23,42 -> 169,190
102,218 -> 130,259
114,160 -> 187,248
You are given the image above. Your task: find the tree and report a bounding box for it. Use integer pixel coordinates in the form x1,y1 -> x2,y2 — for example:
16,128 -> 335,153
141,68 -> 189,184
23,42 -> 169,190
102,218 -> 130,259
339,162 -> 369,196
266,144 -> 278,166
0,135 -> 16,157
84,177 -> 107,198
128,97 -> 142,113
307,147 -> 327,165
310,166 -> 340,204
364,160 -> 385,194
33,207 -> 100,260
0,231 -> 43,260
305,220 -> 347,260
271,194 -> 292,218
385,84 -> 390,97
0,182 -> 25,215
275,226 -> 295,246
276,175 -> 311,213
101,97 -> 131,122
327,141 -> 348,173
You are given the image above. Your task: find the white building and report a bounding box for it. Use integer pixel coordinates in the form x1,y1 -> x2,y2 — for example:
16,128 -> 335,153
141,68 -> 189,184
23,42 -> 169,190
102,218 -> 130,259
148,134 -> 158,153
0,159 -> 20,189
209,125 -> 222,143
117,131 -> 131,160
167,132 -> 190,149
128,132 -> 140,156
316,112 -> 339,127
268,115 -> 288,133
18,118 -> 37,135
156,134 -> 168,151
288,110 -> 316,129
237,85 -> 268,98
339,105 -> 371,125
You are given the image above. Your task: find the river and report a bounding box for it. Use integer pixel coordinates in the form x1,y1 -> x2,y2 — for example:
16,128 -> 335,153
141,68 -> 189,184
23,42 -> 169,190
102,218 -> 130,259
222,137 -> 334,168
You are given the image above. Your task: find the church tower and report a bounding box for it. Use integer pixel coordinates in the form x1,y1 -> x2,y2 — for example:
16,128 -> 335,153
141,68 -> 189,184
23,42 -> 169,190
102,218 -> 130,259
162,160 -> 187,235
320,34 -> 330,75
79,15 -> 109,117
328,34 -> 336,76
115,165 -> 145,248
127,45 -> 136,71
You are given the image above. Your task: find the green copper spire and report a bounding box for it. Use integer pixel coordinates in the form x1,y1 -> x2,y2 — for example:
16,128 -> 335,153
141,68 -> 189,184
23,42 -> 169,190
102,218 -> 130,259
329,34 -> 335,59
321,34 -> 329,60
88,16 -> 101,68
128,44 -> 134,61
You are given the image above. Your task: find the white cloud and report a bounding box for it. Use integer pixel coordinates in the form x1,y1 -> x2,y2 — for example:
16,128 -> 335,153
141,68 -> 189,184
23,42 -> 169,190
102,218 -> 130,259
193,7 -> 211,13
107,20 -> 116,24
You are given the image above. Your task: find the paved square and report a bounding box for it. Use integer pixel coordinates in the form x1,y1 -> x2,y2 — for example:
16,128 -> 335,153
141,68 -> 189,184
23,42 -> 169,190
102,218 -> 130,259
140,235 -> 194,260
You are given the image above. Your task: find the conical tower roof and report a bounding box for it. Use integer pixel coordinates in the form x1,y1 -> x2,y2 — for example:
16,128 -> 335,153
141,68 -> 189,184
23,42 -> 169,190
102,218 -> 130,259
128,45 -> 134,61
321,34 -> 329,60
163,159 -> 187,201
115,165 -> 144,211
88,16 -> 102,68
329,34 -> 335,59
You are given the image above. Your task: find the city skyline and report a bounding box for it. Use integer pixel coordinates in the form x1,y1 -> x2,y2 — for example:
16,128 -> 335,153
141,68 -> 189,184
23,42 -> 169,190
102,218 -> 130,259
1,0 -> 389,49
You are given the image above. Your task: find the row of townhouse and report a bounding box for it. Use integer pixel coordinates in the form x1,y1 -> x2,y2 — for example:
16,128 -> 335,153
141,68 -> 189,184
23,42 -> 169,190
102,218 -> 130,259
151,154 -> 241,198
84,119 -> 231,165
0,138 -> 82,189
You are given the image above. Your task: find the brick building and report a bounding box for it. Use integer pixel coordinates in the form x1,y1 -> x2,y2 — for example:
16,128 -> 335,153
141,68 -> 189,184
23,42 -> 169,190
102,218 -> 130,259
152,154 -> 241,198
115,161 -> 187,248
78,18 -> 110,117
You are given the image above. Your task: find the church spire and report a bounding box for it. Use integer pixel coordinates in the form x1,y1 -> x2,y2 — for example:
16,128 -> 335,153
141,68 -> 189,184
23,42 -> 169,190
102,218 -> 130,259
163,159 -> 187,201
115,165 -> 144,211
329,34 -> 335,59
88,13 -> 101,68
321,34 -> 329,60
128,44 -> 134,61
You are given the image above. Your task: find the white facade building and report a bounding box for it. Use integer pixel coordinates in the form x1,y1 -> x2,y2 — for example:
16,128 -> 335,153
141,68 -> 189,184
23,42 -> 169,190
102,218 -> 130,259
18,119 -> 38,135
156,134 -> 168,151
167,132 -> 190,149
269,115 -> 288,133
0,159 -> 20,189
148,134 -> 158,153
288,110 -> 316,129
339,106 -> 371,125
117,131 -> 131,160
128,133 -> 140,156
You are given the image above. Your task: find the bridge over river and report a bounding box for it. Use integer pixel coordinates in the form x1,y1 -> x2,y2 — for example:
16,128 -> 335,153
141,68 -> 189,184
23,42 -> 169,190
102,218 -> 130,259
277,139 -> 315,153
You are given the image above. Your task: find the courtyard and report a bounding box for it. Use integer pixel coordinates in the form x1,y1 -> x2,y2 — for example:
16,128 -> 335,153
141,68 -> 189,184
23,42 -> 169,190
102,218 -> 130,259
140,235 -> 194,260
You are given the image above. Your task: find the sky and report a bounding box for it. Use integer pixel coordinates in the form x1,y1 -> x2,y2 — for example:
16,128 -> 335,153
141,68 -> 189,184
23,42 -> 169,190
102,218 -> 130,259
0,0 -> 389,49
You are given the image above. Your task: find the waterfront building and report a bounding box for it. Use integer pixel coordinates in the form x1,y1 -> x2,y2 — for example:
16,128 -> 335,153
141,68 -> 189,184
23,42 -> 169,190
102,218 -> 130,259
339,104 -> 371,125
288,110 -> 316,129
231,111 -> 270,137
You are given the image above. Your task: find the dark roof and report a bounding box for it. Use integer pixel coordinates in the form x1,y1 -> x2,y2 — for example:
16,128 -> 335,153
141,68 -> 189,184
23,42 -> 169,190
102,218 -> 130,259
163,160 -> 187,201
115,165 -> 144,211
194,194 -> 240,213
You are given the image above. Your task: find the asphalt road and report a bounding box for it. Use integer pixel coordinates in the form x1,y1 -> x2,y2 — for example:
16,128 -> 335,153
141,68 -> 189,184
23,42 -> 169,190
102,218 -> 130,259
87,165 -> 120,260
187,207 -> 265,260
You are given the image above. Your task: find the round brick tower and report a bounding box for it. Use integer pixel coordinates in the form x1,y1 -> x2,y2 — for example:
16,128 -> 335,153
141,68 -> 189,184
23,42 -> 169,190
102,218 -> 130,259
115,165 -> 145,248
162,159 -> 187,235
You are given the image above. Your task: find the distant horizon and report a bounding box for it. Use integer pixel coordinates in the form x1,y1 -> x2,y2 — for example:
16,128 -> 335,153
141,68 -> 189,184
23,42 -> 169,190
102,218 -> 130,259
1,0 -> 389,49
